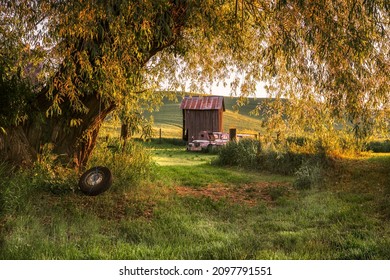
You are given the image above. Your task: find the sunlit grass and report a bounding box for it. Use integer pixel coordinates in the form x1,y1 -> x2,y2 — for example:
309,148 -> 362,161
151,147 -> 216,166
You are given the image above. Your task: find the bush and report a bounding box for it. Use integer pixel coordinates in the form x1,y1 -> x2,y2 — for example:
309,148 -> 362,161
258,151 -> 303,175
366,140 -> 390,153
217,139 -> 261,169
151,138 -> 187,146
216,136 -> 329,176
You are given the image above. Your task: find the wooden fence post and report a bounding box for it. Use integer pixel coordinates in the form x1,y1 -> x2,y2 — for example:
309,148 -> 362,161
229,128 -> 237,141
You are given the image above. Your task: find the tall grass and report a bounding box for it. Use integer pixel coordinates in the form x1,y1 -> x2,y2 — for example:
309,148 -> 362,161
88,138 -> 154,192
216,137 -> 332,190
293,162 -> 323,190
216,138 -> 260,169
216,138 -> 328,175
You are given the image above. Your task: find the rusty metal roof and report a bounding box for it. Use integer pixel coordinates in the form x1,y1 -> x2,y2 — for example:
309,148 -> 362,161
180,96 -> 225,111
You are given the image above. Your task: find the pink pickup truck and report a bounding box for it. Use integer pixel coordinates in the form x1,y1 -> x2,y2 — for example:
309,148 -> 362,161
187,131 -> 229,152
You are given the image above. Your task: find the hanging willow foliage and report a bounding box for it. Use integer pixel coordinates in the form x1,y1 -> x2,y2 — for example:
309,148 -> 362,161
0,0 -> 389,165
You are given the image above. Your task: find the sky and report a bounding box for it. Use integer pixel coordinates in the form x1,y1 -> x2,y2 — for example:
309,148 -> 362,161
210,81 -> 267,98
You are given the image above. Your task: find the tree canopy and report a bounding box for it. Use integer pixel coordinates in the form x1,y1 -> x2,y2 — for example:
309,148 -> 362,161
0,0 -> 389,166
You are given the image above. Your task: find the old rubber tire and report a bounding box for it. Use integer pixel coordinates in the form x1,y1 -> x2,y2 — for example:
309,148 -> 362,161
79,166 -> 112,196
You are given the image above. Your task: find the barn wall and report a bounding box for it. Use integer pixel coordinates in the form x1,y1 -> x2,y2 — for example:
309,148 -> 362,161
183,109 -> 223,140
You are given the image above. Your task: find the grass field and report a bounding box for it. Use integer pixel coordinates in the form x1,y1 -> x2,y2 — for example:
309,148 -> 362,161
1,97 -> 390,260
1,137 -> 390,260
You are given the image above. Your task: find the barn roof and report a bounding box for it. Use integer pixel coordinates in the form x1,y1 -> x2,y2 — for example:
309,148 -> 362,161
180,96 -> 225,111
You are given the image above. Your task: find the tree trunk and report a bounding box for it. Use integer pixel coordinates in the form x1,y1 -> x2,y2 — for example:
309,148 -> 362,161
0,94 -> 115,170
0,126 -> 37,167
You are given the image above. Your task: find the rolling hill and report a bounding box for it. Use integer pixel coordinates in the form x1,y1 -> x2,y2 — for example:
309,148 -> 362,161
145,96 -> 265,138
101,95 -> 269,139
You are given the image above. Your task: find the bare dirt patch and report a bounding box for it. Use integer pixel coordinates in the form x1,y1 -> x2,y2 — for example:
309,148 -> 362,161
175,182 -> 291,206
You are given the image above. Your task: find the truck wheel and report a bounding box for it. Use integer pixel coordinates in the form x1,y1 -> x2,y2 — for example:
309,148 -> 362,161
79,166 -> 112,196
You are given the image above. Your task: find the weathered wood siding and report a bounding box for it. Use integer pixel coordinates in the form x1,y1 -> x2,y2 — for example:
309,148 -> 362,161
183,109 -> 223,140
181,96 -> 225,141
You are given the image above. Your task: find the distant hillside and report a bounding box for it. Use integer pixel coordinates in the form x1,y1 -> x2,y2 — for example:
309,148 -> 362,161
145,96 -> 266,138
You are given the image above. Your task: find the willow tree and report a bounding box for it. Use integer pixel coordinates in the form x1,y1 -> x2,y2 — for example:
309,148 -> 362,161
0,0 -> 388,168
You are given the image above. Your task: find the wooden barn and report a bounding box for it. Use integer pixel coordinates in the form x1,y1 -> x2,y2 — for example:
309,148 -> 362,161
180,96 -> 225,141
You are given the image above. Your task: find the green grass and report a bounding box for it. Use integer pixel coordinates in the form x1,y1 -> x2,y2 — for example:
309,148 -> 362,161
156,164 -> 291,187
1,140 -> 390,260
148,143 -> 216,166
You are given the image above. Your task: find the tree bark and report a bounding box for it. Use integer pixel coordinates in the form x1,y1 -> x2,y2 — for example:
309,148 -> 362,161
0,94 -> 115,170
0,126 -> 37,167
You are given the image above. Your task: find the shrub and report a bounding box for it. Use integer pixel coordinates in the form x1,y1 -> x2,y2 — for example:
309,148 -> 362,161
257,151 -> 304,175
257,145 -> 328,175
217,139 -> 261,169
216,136 -> 329,176
152,138 -> 187,146
366,140 -> 390,153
